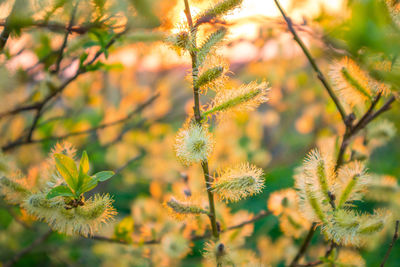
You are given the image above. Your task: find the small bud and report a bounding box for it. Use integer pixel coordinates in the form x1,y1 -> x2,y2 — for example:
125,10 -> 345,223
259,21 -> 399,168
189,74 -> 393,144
166,31 -> 191,51
183,188 -> 192,197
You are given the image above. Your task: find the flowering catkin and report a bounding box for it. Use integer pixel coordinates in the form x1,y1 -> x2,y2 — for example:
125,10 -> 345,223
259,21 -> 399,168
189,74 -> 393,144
164,197 -> 207,220
295,149 -> 335,223
329,57 -> 373,106
212,163 -> 264,202
204,81 -> 269,118
174,122 -> 214,166
335,161 -> 368,209
0,143 -> 116,236
24,193 -> 115,236
323,209 -> 388,246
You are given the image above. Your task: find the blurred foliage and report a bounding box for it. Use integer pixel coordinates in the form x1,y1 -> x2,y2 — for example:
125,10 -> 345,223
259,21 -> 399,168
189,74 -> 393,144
0,0 -> 399,266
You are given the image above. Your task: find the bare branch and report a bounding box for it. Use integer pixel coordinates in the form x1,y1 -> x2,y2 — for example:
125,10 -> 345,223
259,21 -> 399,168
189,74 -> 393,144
380,220 -> 400,267
273,0 -> 347,124
90,210 -> 271,245
3,229 -> 52,267
1,93 -> 159,151
0,19 -> 122,35
289,223 -> 317,267
51,2 -> 78,74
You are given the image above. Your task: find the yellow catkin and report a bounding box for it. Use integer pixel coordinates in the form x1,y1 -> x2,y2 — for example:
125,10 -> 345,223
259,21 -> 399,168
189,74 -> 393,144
212,163 -> 264,202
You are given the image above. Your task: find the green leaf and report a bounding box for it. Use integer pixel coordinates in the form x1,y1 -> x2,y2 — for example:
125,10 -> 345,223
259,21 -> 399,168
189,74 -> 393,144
79,151 -> 90,174
46,185 -> 75,199
54,154 -> 78,191
80,177 -> 99,194
78,171 -> 115,195
77,173 -> 94,195
92,171 -> 115,182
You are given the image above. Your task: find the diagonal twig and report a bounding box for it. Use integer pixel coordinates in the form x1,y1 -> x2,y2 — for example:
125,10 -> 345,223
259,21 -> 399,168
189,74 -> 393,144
1,93 -> 159,151
273,0 -> 347,125
380,220 -> 400,267
273,1 -> 398,266
3,229 -> 53,267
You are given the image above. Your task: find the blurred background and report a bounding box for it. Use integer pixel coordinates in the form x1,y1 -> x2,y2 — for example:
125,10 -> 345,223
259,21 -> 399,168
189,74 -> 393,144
0,0 -> 399,266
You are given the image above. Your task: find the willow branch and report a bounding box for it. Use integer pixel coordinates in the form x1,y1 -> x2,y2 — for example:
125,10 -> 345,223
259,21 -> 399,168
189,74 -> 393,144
336,94 -> 395,168
273,0 -> 347,124
274,1 -> 398,265
289,223 -> 317,267
182,0 -> 219,239
0,0 -> 21,52
296,93 -> 396,267
3,229 -> 52,267
91,210 -> 271,245
0,20 -> 121,35
1,93 -> 158,151
51,2 -> 78,74
273,0 -> 345,264
0,29 -> 127,151
380,220 -> 400,267
0,28 -> 126,121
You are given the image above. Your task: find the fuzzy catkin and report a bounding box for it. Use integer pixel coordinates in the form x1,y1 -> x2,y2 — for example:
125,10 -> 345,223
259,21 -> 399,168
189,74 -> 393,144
212,163 -> 264,202
174,123 -> 214,166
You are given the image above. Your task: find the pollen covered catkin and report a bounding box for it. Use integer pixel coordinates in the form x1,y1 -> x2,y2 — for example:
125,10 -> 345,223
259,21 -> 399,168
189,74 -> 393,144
174,122 -> 214,166
212,163 -> 264,202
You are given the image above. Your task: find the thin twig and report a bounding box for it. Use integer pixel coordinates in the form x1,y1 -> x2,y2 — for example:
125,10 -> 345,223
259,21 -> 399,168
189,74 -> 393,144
0,20 -> 121,35
380,220 -> 400,267
1,93 -> 159,151
273,0 -> 347,124
3,229 -> 52,267
273,1 -> 344,264
1,29 -> 128,151
295,242 -> 336,267
0,28 -> 126,121
51,2 -> 78,74
90,210 -> 271,245
113,153 -> 145,176
0,0 -> 21,52
336,94 -> 395,168
26,107 -> 43,142
289,223 -> 317,267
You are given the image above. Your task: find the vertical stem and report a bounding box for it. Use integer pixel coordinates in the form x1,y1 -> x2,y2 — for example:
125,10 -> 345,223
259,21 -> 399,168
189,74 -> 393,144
202,161 -> 219,238
183,0 -> 219,240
